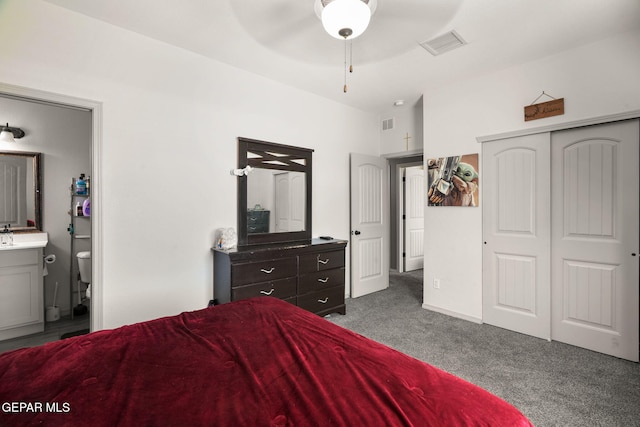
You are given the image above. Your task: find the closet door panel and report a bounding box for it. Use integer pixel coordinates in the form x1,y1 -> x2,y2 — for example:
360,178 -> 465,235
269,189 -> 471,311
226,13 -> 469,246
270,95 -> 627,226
482,133 -> 551,340
551,119 -> 639,362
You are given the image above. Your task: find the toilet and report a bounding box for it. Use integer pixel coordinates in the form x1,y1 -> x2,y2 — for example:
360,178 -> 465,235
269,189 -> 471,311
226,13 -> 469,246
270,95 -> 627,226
77,251 -> 91,298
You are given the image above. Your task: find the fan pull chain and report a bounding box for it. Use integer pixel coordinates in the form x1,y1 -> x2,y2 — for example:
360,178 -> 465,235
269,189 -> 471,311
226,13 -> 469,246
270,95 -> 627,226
343,38 -> 348,93
349,41 -> 353,73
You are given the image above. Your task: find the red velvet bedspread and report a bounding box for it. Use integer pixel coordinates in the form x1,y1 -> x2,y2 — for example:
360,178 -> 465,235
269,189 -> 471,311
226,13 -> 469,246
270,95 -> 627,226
0,297 -> 532,426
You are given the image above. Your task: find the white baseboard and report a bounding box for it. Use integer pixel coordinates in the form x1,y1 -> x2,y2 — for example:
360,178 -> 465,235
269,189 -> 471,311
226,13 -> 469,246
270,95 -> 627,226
422,303 -> 482,324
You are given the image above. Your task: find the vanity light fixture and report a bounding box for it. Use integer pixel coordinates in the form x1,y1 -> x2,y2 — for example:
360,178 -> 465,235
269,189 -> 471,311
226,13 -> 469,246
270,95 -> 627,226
0,123 -> 25,143
230,165 -> 254,177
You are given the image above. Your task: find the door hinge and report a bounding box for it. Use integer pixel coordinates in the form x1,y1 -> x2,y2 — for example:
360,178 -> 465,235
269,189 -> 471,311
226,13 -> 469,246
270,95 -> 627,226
402,214 -> 406,220
402,252 -> 406,258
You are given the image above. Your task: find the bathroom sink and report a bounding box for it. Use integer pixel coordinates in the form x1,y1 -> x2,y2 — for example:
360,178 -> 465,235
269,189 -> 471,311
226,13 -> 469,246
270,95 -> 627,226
0,232 -> 48,250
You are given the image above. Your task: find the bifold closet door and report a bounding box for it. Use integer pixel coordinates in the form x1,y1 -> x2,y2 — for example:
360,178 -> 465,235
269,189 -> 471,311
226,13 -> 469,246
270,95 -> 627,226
482,133 -> 551,340
550,120 -> 639,362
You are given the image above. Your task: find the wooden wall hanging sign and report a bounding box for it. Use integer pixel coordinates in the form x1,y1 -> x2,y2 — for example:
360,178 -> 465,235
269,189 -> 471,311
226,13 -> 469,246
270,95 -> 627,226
524,96 -> 564,122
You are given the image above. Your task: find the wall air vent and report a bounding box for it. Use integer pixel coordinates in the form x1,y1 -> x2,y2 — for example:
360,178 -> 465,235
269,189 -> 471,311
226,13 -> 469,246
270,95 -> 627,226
382,117 -> 394,131
420,30 -> 466,56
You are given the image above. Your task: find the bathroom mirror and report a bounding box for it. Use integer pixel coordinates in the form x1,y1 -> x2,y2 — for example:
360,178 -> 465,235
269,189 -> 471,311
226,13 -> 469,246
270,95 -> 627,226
237,137 -> 313,247
0,151 -> 42,232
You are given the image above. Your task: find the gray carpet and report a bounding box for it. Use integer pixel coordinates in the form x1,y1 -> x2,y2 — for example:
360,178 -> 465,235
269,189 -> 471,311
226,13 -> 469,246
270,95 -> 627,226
328,270 -> 640,426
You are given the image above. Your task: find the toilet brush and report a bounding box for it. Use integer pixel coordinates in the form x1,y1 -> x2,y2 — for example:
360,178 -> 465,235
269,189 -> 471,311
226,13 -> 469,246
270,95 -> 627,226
46,282 -> 61,322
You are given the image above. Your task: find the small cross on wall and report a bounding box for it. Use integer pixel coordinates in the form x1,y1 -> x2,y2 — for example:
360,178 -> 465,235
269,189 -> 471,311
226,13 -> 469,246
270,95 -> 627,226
403,132 -> 412,150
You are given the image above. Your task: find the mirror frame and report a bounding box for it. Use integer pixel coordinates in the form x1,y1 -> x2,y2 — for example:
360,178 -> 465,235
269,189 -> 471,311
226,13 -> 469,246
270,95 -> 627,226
237,137 -> 313,247
0,151 -> 42,232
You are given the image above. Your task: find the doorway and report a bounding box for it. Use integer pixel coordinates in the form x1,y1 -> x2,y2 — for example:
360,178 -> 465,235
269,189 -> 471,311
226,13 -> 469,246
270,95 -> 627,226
349,152 -> 423,298
0,82 -> 103,335
398,165 -> 424,272
388,155 -> 424,272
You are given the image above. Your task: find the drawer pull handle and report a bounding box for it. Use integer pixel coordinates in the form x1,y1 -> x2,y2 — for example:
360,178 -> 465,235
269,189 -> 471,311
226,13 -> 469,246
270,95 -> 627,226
260,289 -> 275,296
260,268 -> 275,274
249,217 -> 257,221
318,258 -> 329,265
317,277 -> 329,283
249,226 -> 257,231
318,298 -> 329,304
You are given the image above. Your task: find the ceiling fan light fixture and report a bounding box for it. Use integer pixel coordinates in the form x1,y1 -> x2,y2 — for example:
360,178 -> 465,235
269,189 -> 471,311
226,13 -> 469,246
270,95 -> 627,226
322,0 -> 371,40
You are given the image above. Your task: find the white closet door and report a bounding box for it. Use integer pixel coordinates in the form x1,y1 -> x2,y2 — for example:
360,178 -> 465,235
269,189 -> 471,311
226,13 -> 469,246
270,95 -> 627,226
551,120 -> 639,362
482,133 -> 551,340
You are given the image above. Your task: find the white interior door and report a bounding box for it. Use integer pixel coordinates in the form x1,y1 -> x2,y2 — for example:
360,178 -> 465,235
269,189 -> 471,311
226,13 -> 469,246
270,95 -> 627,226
482,133 -> 551,340
274,172 -> 305,232
551,120 -> 639,361
404,166 -> 424,272
350,153 -> 389,298
274,173 -> 289,232
289,172 -> 305,232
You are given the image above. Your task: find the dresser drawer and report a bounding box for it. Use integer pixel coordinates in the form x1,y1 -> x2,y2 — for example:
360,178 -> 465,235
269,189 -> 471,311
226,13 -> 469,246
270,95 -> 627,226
247,210 -> 270,223
298,268 -> 345,294
297,285 -> 345,315
0,249 -> 39,268
247,223 -> 269,234
232,257 -> 297,286
232,277 -> 297,301
299,250 -> 345,273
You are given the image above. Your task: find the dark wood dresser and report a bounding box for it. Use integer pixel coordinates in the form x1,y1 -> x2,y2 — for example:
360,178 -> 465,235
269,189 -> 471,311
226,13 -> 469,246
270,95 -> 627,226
213,238 -> 347,316
246,209 -> 270,234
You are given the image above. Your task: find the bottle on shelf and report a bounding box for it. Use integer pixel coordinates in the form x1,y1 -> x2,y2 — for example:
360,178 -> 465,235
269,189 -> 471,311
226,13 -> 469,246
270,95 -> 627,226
75,202 -> 83,217
76,174 -> 87,195
82,198 -> 91,217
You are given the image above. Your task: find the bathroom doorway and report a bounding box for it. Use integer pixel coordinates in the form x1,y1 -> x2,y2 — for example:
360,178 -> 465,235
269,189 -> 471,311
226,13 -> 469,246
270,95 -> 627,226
0,82 -> 102,349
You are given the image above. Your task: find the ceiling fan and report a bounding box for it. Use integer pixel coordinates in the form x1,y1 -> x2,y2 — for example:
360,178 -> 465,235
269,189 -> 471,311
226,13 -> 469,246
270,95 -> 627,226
229,0 -> 463,65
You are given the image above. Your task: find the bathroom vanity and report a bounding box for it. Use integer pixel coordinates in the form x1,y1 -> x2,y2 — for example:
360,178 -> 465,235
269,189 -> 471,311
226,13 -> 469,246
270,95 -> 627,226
0,233 -> 48,341
0,151 -> 46,341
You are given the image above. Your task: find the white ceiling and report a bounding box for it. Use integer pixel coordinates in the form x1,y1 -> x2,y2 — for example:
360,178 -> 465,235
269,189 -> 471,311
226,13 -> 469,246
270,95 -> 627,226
44,0 -> 640,114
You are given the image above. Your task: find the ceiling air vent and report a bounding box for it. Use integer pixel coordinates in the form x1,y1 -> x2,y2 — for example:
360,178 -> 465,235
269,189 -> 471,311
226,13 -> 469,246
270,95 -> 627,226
420,30 -> 466,56
382,117 -> 394,131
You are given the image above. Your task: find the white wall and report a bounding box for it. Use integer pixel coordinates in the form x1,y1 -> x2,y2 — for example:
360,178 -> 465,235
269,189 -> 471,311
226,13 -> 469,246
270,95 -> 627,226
380,97 -> 423,156
422,29 -> 640,322
0,0 -> 380,329
0,96 -> 91,316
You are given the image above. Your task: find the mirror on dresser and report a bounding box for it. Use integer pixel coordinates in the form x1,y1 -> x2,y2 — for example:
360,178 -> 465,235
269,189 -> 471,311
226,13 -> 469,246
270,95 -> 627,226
0,151 -> 42,232
237,137 -> 313,247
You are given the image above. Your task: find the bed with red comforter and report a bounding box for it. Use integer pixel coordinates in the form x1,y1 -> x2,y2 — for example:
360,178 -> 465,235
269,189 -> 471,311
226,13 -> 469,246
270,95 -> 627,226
0,297 -> 532,426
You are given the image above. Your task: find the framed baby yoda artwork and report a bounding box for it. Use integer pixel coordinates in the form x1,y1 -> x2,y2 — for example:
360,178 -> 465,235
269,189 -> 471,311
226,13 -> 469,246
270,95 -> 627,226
427,153 -> 479,207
